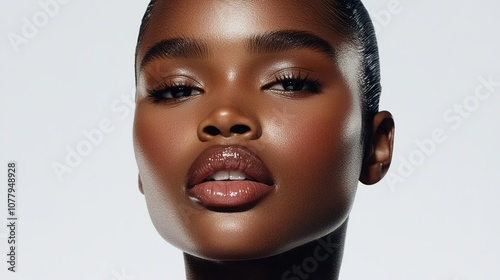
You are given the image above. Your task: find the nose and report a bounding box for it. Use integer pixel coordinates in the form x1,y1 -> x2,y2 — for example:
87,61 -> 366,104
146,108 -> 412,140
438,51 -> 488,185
197,106 -> 262,141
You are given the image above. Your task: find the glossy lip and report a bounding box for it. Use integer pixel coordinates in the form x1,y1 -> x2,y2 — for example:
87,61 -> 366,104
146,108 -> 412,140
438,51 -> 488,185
187,146 -> 274,209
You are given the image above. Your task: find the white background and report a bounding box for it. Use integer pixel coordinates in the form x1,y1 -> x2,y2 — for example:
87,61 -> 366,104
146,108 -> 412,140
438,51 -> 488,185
1,0 -> 499,279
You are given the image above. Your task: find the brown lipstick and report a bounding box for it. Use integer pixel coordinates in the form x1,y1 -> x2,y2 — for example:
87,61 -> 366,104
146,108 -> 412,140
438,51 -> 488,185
187,146 -> 274,209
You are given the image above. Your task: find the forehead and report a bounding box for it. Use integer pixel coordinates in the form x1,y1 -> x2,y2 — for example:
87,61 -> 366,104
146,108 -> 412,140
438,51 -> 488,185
139,0 -> 350,53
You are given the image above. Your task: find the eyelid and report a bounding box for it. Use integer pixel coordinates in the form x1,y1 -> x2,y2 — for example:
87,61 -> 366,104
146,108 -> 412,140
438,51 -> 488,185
261,68 -> 322,93
262,68 -> 317,84
146,75 -> 204,104
147,75 -> 203,92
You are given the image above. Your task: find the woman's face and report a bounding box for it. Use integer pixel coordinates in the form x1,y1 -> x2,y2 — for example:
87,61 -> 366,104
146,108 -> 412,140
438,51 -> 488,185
134,0 -> 364,260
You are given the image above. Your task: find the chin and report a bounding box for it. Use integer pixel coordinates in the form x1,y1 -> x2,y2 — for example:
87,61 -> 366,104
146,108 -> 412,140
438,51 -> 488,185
165,211 -> 350,262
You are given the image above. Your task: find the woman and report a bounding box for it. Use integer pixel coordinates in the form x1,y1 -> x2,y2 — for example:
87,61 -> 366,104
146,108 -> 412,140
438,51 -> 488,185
133,0 -> 395,279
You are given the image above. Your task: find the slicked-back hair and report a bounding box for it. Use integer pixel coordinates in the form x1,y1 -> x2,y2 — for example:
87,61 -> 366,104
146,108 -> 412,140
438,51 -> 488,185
327,0 -> 381,119
136,0 -> 381,135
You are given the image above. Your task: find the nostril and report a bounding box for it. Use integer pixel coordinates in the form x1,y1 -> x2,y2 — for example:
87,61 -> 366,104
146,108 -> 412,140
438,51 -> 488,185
230,124 -> 250,134
201,124 -> 253,138
203,126 -> 221,136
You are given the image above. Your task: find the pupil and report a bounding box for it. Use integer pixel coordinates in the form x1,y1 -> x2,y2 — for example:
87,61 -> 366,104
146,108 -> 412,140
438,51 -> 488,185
284,80 -> 304,90
172,87 -> 190,97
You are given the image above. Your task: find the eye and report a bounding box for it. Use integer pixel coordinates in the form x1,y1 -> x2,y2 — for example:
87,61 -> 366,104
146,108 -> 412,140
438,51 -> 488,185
159,86 -> 202,99
148,82 -> 203,103
269,79 -> 313,91
263,72 -> 322,94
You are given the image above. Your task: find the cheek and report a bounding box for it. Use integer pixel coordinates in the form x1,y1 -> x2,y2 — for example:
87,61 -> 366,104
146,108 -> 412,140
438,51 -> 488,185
133,104 -> 200,244
262,91 -> 364,236
134,105 -> 194,182
268,91 -> 363,179
283,101 -> 362,183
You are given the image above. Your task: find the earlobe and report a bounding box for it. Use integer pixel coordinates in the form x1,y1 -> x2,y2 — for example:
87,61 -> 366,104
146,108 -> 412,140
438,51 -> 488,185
138,174 -> 144,194
359,111 -> 395,185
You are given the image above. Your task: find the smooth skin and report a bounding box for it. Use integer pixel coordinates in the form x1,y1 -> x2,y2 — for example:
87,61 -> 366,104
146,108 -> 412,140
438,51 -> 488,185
134,0 -> 394,279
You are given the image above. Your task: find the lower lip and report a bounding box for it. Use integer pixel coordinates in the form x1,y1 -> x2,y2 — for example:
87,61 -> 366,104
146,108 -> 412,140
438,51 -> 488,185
187,181 -> 273,208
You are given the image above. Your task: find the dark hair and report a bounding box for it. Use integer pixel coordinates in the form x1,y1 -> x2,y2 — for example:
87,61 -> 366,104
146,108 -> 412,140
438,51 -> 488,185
136,0 -> 381,131
325,0 -> 381,119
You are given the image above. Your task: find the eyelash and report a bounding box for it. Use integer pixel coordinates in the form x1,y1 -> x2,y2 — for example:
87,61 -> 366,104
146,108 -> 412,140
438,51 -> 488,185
147,71 -> 322,103
264,71 -> 322,94
147,81 -> 204,104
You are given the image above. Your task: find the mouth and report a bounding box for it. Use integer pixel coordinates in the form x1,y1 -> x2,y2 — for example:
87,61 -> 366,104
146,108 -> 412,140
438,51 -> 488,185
187,146 -> 274,210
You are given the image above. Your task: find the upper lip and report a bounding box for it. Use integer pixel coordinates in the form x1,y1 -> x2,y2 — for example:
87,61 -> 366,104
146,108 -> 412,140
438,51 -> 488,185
187,145 -> 274,188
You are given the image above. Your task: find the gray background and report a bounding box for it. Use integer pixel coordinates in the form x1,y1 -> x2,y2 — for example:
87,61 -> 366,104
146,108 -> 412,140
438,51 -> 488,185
1,0 -> 499,279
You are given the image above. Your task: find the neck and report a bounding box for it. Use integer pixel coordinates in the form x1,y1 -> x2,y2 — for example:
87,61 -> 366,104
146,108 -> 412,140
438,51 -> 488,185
184,221 -> 348,280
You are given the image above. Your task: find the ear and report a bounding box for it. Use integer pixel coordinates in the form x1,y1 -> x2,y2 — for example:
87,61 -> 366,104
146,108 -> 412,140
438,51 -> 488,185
138,174 -> 144,194
359,111 -> 395,185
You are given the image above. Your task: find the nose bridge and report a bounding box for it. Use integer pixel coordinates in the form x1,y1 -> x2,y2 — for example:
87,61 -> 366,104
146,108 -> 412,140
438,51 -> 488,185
197,87 -> 262,141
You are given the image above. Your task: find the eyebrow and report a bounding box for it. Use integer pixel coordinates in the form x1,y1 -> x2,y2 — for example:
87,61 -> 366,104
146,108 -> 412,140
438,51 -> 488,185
140,37 -> 209,69
246,30 -> 336,58
140,30 -> 335,69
